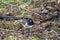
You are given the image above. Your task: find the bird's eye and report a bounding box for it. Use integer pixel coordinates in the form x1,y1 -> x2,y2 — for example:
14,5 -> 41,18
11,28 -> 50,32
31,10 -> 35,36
30,20 -> 32,22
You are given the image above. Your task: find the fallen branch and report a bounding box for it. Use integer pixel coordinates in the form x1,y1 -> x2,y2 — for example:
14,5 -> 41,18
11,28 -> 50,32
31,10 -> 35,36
0,16 -> 22,21
40,14 -> 59,23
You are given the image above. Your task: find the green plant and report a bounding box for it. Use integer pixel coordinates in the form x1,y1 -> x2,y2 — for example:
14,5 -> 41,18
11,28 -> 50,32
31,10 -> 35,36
28,36 -> 42,40
3,36 -> 15,40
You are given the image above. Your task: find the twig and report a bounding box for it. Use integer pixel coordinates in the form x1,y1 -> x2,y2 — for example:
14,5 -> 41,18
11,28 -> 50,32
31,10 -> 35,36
52,30 -> 59,38
40,14 -> 59,23
0,16 -> 22,21
0,28 -> 15,32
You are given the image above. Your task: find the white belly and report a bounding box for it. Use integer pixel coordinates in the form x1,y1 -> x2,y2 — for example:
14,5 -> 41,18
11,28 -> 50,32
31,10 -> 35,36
19,19 -> 33,28
23,23 -> 33,28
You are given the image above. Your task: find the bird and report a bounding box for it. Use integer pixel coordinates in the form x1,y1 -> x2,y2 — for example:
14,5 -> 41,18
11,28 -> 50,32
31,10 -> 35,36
19,17 -> 34,28
19,17 -> 34,36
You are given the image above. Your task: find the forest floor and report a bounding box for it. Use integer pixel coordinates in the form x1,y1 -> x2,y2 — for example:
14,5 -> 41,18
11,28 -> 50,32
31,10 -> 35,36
0,0 -> 60,40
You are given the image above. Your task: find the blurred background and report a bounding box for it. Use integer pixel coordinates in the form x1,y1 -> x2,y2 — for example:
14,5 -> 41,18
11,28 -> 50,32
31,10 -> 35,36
0,0 -> 60,40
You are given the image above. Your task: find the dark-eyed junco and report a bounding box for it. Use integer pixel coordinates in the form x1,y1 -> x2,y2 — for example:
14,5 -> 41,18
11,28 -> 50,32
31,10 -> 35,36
19,17 -> 34,28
